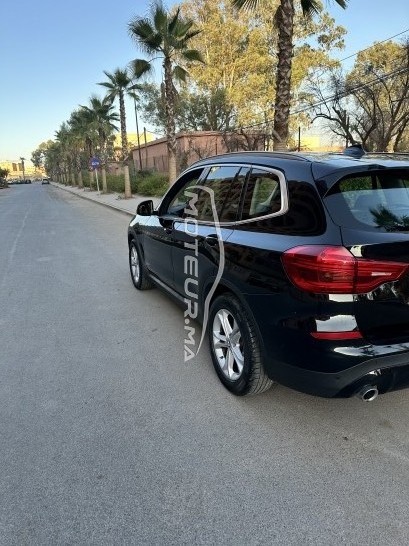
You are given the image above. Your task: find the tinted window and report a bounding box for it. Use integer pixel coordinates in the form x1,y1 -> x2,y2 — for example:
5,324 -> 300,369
166,168 -> 206,216
241,168 -> 282,220
325,170 -> 409,231
237,181 -> 326,236
194,165 -> 248,222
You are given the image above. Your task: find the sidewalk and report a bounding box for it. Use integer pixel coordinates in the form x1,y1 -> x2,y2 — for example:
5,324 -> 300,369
51,182 -> 161,217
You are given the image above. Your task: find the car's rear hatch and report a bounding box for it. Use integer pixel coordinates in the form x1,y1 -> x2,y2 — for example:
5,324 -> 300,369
322,166 -> 409,344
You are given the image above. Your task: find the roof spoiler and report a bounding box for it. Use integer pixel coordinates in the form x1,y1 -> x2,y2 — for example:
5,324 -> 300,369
343,143 -> 366,159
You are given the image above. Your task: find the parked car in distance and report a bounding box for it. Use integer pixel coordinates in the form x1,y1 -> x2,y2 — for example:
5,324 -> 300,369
128,148 -> 409,401
42,178 -> 50,184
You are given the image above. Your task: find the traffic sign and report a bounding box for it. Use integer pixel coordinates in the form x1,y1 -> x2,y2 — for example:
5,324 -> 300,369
90,157 -> 101,169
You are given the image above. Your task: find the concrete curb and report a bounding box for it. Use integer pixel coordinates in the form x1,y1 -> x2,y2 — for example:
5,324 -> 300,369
50,183 -> 158,217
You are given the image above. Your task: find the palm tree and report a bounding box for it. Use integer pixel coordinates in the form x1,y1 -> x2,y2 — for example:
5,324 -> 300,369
128,0 -> 203,184
55,123 -> 74,185
98,69 -> 136,198
69,108 -> 98,189
80,96 -> 119,193
68,110 -> 88,188
232,0 -> 347,150
44,142 -> 63,182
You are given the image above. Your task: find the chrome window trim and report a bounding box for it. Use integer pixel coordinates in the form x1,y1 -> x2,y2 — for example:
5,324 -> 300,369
162,163 -> 289,226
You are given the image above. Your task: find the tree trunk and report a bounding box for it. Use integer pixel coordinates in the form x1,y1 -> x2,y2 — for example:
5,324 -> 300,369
124,165 -> 131,198
102,167 -> 107,193
89,169 -> 93,190
71,171 -> 76,186
119,90 -> 131,198
78,170 -> 83,188
164,58 -> 177,184
273,0 -> 294,151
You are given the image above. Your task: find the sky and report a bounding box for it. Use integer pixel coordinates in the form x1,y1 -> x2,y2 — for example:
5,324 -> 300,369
1,0 -> 408,163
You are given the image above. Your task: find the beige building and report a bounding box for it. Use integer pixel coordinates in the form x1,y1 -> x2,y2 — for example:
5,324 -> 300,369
131,131 -> 232,174
130,130 -> 344,175
0,160 -> 44,179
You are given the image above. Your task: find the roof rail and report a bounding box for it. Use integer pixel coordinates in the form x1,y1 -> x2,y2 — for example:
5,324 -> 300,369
364,151 -> 409,157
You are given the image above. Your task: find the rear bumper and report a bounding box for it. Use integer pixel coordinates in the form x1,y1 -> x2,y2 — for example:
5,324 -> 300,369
239,292 -> 409,398
267,350 -> 409,398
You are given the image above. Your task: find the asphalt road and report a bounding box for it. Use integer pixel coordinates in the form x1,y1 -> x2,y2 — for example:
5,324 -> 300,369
1,183 -> 409,545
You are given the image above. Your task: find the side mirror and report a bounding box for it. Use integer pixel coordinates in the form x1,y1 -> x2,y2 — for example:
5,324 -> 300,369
137,199 -> 154,216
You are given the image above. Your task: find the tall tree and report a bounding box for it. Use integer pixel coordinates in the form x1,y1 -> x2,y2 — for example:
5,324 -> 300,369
128,0 -> 204,183
80,96 -> 119,192
55,123 -> 75,185
98,69 -> 135,197
231,0 -> 347,150
309,41 -> 409,151
67,111 -> 88,188
138,83 -> 236,133
69,108 -> 98,189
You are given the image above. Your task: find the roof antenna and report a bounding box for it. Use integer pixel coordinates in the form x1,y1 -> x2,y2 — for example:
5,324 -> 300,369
343,142 -> 366,158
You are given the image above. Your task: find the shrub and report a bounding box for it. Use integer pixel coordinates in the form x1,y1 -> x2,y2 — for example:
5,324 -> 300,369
106,173 -> 125,193
103,171 -> 168,197
137,172 -> 169,197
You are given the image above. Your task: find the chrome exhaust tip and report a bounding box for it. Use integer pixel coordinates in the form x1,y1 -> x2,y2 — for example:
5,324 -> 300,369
356,385 -> 379,402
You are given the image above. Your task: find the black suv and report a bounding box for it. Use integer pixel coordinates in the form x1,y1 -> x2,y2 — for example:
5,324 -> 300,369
128,149 -> 409,401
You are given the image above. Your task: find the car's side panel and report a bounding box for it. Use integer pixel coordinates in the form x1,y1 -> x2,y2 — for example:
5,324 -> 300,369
137,215 -> 175,289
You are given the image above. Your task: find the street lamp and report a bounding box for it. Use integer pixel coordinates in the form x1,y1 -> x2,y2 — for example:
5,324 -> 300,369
20,157 -> 26,181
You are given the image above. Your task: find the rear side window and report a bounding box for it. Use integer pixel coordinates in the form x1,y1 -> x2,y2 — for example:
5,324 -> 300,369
325,170 -> 409,231
241,168 -> 283,220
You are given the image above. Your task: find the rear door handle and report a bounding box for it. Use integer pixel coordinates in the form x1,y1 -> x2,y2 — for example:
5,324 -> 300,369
205,234 -> 219,247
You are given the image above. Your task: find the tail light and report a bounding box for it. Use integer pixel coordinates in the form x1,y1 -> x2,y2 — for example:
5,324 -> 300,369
282,245 -> 408,294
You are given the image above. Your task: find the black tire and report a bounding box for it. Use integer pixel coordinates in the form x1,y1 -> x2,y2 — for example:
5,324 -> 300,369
129,241 -> 153,290
208,294 -> 273,396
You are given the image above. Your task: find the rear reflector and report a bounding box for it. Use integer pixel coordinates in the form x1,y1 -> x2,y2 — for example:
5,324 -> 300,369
282,245 -> 408,294
311,331 -> 363,340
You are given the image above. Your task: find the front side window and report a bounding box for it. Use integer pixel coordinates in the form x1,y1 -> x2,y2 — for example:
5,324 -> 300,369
194,165 -> 248,222
167,165 -> 248,223
166,168 -> 206,217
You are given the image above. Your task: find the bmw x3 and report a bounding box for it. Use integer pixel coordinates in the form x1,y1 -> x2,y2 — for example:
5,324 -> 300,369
128,147 -> 409,401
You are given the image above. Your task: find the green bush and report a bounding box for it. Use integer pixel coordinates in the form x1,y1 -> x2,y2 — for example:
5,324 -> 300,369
137,172 -> 169,197
103,171 -> 169,197
106,173 -> 125,193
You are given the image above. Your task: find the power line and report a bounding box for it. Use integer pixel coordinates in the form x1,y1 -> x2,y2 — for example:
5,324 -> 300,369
237,65 -> 408,132
309,28 -> 409,84
291,66 -> 408,116
332,28 -> 409,68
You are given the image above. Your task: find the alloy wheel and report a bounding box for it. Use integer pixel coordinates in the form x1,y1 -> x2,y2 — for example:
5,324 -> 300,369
212,308 -> 244,380
130,246 -> 140,284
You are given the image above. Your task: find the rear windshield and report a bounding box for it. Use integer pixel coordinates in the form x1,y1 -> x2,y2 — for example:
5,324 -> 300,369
324,170 -> 409,231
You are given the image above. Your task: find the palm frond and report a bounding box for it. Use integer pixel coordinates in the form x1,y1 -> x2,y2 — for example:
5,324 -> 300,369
300,0 -> 321,15
168,7 -> 181,35
129,18 -> 163,53
153,2 -> 168,32
129,58 -> 153,79
333,0 -> 348,8
181,49 -> 204,64
231,0 -> 261,10
173,65 -> 189,83
181,29 -> 202,42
